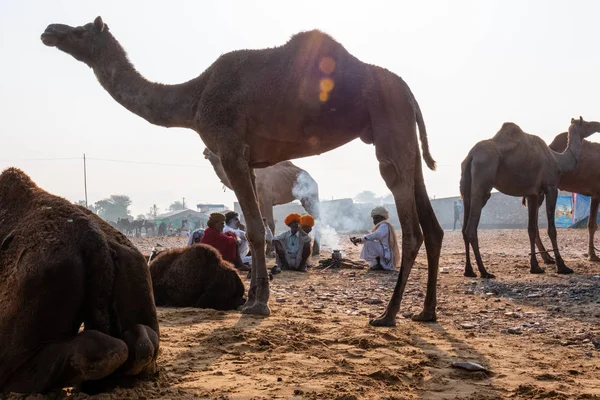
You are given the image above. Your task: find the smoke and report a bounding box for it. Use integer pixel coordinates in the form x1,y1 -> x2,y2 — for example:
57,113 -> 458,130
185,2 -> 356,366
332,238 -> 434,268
291,172 -> 375,251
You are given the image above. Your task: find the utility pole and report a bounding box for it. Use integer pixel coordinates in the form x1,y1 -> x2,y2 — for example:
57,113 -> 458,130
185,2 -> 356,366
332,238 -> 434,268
182,197 -> 185,209
83,153 -> 88,208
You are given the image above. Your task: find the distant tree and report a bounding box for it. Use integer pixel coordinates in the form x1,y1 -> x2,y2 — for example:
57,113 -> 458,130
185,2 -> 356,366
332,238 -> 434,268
94,195 -> 132,221
354,190 -> 378,204
135,214 -> 146,221
168,201 -> 185,212
146,204 -> 160,220
74,200 -> 97,213
380,193 -> 394,204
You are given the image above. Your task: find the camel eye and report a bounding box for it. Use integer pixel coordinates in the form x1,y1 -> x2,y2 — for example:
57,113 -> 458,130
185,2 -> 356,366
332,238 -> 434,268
73,28 -> 85,38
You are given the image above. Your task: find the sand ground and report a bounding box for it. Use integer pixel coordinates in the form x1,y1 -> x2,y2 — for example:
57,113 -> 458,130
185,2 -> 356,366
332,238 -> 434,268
15,229 -> 600,399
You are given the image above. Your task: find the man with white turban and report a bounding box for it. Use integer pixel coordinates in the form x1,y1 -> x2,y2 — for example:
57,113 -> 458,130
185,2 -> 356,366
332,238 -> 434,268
350,206 -> 400,271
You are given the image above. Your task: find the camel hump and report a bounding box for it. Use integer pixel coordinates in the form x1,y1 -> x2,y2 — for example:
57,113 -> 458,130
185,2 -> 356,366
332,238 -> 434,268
494,122 -> 524,139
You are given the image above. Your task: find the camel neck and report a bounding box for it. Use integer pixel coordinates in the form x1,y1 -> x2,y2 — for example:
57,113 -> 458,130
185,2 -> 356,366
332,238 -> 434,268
553,131 -> 582,173
92,37 -> 202,129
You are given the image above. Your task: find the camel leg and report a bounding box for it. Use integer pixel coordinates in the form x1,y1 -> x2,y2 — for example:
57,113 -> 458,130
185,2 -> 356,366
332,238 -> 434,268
3,330 -> 128,393
531,194 -> 555,264
462,195 -> 476,277
368,122 -> 423,327
544,187 -> 573,274
527,195 -> 545,274
465,191 -> 495,279
220,154 -> 270,316
117,324 -> 159,377
412,154 -> 444,322
587,196 -> 600,262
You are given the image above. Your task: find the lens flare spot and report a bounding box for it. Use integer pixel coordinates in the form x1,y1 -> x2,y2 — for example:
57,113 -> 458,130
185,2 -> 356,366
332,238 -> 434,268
319,57 -> 336,74
320,78 -> 335,93
319,91 -> 329,102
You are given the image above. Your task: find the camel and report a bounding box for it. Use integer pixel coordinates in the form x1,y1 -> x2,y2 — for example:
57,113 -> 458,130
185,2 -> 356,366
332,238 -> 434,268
0,168 -> 158,393
41,16 -> 444,325
523,121 -> 600,262
149,245 -> 246,310
204,148 -> 321,255
460,117 -> 599,279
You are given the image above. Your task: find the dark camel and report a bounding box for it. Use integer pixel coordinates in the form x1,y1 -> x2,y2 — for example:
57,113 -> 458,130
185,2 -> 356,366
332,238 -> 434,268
0,168 -> 158,393
204,147 -> 321,255
149,244 -> 246,310
41,16 -> 443,324
524,120 -> 600,262
460,117 -> 599,278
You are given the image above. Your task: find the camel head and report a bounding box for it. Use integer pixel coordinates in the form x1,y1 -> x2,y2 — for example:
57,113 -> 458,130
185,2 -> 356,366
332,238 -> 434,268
41,16 -> 110,66
569,116 -> 600,139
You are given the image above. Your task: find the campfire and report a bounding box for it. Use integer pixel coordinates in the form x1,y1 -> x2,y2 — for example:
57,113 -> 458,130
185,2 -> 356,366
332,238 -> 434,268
316,250 -> 366,271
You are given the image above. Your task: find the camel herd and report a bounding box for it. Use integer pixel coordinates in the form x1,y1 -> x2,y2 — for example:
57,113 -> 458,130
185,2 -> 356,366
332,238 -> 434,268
0,15 -> 596,394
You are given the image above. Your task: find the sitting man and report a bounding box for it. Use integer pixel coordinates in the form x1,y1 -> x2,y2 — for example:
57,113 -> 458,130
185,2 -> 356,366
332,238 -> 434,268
350,206 -> 400,271
200,212 -> 250,271
223,211 -> 252,265
272,213 -> 311,273
187,227 -> 205,246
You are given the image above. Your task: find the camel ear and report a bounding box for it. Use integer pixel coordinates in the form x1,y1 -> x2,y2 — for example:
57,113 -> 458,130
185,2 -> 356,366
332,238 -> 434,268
94,16 -> 105,32
580,116 -> 583,124
571,117 -> 576,124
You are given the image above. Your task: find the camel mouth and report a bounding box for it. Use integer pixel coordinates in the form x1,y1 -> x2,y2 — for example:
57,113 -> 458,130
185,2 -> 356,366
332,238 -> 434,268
41,31 -> 60,47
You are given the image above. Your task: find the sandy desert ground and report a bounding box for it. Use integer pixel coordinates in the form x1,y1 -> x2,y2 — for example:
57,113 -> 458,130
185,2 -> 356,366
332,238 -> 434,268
12,229 -> 600,399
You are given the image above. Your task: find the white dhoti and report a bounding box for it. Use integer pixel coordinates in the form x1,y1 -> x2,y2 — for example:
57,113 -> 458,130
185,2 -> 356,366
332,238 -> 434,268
224,225 -> 252,265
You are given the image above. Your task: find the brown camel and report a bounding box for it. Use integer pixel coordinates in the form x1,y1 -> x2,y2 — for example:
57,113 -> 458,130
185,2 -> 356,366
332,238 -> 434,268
523,121 -> 600,262
460,117 -> 598,279
203,147 -> 321,255
149,244 -> 246,310
41,16 -> 444,325
0,168 -> 159,393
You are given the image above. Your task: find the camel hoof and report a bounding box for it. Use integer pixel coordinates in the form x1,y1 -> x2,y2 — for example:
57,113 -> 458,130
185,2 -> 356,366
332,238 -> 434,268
369,315 -> 397,327
557,266 -> 574,275
481,273 -> 496,279
589,255 -> 600,262
412,311 -> 436,322
530,267 -> 545,274
241,302 -> 271,316
464,270 -> 477,278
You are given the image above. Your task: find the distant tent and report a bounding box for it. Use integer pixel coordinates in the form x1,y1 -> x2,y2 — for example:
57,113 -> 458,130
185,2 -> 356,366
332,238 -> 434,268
570,194 -> 600,228
554,195 -> 573,228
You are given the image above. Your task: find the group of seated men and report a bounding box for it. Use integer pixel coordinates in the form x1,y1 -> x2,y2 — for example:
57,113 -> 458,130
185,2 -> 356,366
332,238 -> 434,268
187,211 -> 316,273
188,206 -> 399,274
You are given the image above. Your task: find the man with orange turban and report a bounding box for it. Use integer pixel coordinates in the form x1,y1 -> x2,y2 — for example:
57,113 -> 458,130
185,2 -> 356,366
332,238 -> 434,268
272,213 -> 311,273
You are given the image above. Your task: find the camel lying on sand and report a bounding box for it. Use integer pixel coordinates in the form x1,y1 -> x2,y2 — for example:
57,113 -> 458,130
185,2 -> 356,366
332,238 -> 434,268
460,117 -> 598,278
42,17 -> 443,325
149,245 -> 246,310
204,148 -> 321,255
0,168 -> 159,393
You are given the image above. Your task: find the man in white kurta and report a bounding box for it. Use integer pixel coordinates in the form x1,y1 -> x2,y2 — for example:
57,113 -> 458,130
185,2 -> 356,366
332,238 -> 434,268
223,211 -> 252,264
352,206 -> 400,271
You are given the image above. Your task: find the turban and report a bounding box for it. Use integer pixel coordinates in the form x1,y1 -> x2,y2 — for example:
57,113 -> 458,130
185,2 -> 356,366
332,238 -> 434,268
207,212 -> 226,228
300,214 -> 315,227
371,206 -> 389,220
284,213 -> 301,226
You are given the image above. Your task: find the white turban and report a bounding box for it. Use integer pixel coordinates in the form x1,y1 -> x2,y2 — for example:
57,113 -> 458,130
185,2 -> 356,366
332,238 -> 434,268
371,206 -> 389,220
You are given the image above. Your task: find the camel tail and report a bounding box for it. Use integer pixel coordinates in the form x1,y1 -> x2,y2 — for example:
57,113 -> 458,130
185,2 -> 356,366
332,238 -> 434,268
404,82 -> 436,171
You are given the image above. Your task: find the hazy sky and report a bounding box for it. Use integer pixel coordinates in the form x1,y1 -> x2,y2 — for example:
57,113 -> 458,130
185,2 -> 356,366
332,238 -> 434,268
1,1 -> 599,217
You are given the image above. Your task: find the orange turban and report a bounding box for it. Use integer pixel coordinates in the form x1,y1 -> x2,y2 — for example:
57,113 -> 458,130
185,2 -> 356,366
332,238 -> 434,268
300,214 -> 315,227
284,213 -> 301,226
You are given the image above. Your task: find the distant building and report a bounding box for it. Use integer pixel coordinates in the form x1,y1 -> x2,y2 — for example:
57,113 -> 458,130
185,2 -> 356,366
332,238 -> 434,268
196,203 -> 226,213
155,209 -> 209,230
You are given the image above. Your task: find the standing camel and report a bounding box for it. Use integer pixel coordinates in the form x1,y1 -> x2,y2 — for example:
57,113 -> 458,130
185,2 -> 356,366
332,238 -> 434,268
203,148 -> 321,255
460,117 -> 598,278
41,17 -> 443,324
525,121 -> 600,262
